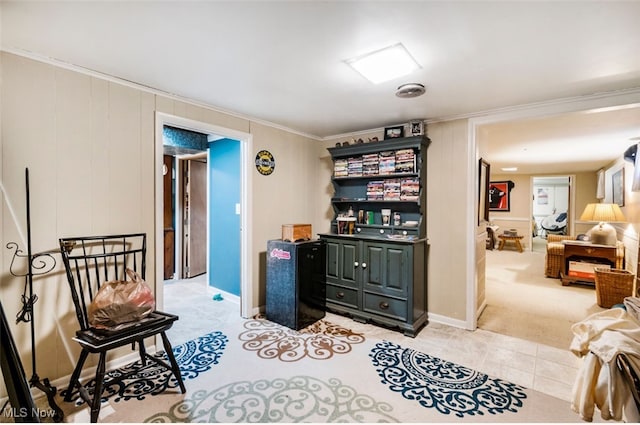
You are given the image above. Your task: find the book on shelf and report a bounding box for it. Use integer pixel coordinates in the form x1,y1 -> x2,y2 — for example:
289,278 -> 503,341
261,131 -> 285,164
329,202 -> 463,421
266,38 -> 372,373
400,177 -> 420,201
347,156 -> 363,177
395,148 -> 416,173
383,179 -> 401,200
378,151 -> 396,175
362,153 -> 379,175
366,180 -> 384,200
334,158 -> 348,177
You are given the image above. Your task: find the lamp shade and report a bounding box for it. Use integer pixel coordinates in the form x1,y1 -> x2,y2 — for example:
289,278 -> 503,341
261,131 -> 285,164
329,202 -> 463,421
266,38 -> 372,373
580,203 -> 626,223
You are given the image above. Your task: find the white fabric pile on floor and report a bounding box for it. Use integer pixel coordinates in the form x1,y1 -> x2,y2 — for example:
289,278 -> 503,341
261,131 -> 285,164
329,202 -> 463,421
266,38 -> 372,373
624,296 -> 640,322
570,307 -> 640,422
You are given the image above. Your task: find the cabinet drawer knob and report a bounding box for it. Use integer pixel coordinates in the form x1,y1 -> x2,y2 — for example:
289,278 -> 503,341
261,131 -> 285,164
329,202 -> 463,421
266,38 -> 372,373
354,261 -> 359,267
379,302 -> 389,310
336,292 -> 345,299
361,262 -> 367,269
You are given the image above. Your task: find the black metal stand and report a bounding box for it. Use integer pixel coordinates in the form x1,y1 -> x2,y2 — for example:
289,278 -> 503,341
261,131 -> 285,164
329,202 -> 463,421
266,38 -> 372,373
6,168 -> 63,422
0,301 -> 38,423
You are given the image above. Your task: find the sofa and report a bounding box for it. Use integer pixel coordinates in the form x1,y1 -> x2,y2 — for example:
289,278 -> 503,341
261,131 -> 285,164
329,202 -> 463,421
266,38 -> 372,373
545,234 -> 625,278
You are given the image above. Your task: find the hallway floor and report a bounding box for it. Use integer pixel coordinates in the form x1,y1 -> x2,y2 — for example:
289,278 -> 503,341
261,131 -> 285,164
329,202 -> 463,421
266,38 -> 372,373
163,274 -> 242,346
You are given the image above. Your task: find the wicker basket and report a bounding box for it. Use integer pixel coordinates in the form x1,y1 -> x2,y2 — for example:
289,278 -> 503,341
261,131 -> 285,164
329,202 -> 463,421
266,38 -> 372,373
594,267 -> 635,308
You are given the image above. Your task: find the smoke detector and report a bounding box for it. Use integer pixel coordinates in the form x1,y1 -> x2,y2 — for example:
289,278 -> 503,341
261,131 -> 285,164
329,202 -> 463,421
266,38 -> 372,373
396,83 -> 426,98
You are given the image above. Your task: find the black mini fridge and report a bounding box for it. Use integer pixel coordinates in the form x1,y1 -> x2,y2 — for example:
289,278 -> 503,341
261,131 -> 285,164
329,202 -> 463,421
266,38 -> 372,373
266,239 -> 326,330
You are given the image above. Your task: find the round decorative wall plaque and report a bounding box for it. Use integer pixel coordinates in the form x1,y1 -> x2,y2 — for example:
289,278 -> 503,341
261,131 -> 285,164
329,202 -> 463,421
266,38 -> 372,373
255,150 -> 275,175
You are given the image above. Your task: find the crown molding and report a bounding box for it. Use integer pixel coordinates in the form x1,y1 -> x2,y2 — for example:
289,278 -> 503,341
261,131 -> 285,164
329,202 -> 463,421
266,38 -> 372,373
1,47 -> 323,141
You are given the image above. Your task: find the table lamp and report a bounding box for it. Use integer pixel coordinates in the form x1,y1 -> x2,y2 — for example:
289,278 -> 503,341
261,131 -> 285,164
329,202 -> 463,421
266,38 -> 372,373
579,203 -> 626,245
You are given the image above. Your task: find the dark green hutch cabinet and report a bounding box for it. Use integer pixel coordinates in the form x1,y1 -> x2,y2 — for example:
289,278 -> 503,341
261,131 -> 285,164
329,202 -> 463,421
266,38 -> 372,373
319,135 -> 429,337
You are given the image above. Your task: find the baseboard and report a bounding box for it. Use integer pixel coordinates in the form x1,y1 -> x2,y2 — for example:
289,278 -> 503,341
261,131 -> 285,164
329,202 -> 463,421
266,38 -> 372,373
428,312 -> 473,330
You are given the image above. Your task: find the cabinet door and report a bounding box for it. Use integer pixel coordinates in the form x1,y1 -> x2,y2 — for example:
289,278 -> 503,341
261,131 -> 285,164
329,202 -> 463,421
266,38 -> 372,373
325,239 -> 340,283
339,240 -> 360,287
362,242 -> 409,297
324,238 -> 360,288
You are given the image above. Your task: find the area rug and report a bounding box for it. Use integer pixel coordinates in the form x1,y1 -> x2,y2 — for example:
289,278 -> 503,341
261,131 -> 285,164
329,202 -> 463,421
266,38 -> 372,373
58,316 -> 584,423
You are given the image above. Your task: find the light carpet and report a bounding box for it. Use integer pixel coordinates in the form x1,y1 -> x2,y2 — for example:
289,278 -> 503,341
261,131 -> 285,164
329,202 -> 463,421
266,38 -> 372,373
56,316 -> 586,423
480,246 -> 606,350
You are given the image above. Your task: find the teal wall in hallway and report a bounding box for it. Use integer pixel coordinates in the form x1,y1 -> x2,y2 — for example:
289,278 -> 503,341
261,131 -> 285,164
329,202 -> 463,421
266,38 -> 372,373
208,138 -> 241,295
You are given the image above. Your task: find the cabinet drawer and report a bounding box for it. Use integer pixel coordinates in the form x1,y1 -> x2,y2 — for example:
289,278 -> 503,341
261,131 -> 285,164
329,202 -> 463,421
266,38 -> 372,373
326,284 -> 359,309
363,293 -> 407,321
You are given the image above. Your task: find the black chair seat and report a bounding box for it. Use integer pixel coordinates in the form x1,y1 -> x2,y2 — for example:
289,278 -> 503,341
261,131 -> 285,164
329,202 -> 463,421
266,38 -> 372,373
75,311 -> 178,350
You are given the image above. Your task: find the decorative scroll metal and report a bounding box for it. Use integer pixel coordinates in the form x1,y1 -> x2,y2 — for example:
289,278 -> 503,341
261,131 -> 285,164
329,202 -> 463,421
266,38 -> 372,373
7,242 -> 56,279
6,242 -> 56,324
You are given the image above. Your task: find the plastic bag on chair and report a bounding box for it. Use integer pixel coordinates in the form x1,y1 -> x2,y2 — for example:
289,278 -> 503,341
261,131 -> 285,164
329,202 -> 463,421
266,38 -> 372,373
88,268 -> 155,330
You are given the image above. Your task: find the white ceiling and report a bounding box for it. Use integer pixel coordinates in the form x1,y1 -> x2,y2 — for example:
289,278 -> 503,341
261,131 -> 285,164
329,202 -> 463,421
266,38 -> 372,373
2,1 -> 640,174
481,106 -> 640,174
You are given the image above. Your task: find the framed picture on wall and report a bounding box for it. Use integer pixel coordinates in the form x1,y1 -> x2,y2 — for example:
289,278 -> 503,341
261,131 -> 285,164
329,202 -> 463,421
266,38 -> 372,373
489,180 -> 514,212
612,168 -> 624,206
478,159 -> 490,225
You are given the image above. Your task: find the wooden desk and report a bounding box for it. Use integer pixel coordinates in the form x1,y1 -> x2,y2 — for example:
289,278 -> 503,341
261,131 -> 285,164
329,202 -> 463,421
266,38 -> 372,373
561,241 -> 617,286
497,234 -> 524,252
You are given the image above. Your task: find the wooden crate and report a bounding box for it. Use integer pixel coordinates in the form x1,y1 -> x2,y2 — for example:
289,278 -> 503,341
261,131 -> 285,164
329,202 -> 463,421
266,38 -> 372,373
282,224 -> 312,242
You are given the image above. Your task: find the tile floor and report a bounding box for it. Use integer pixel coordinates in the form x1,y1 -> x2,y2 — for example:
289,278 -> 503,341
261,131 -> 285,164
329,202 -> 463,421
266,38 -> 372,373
162,275 -> 581,404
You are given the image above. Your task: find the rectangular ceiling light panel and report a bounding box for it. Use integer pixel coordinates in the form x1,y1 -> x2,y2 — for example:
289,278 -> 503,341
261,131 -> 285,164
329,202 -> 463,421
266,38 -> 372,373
347,43 -> 420,84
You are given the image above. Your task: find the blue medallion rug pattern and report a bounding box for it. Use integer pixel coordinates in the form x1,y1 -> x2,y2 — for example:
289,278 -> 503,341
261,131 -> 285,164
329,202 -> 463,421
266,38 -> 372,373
369,341 -> 527,418
144,375 -> 399,423
63,331 -> 228,404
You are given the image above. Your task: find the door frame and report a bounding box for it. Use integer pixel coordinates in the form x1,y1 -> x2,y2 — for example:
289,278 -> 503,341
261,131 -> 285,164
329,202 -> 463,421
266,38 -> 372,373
155,112 -> 253,318
468,89 -> 640,330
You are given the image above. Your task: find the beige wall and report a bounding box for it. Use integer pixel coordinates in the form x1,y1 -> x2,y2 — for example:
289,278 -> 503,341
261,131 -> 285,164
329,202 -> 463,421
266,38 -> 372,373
603,159 -> 640,275
0,52 -> 319,394
424,120 -> 471,324
248,122 -> 322,306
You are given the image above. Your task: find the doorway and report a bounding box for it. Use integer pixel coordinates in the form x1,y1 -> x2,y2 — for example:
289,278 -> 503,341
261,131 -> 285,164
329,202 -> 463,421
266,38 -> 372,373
154,112 -> 253,319
469,91 -> 640,333
532,176 -> 571,252
163,151 -> 208,281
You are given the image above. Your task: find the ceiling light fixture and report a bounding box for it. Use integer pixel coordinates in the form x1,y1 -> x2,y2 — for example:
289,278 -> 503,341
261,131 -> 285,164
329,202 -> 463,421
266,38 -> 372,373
346,43 -> 421,84
395,83 -> 425,98
501,167 -> 518,172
